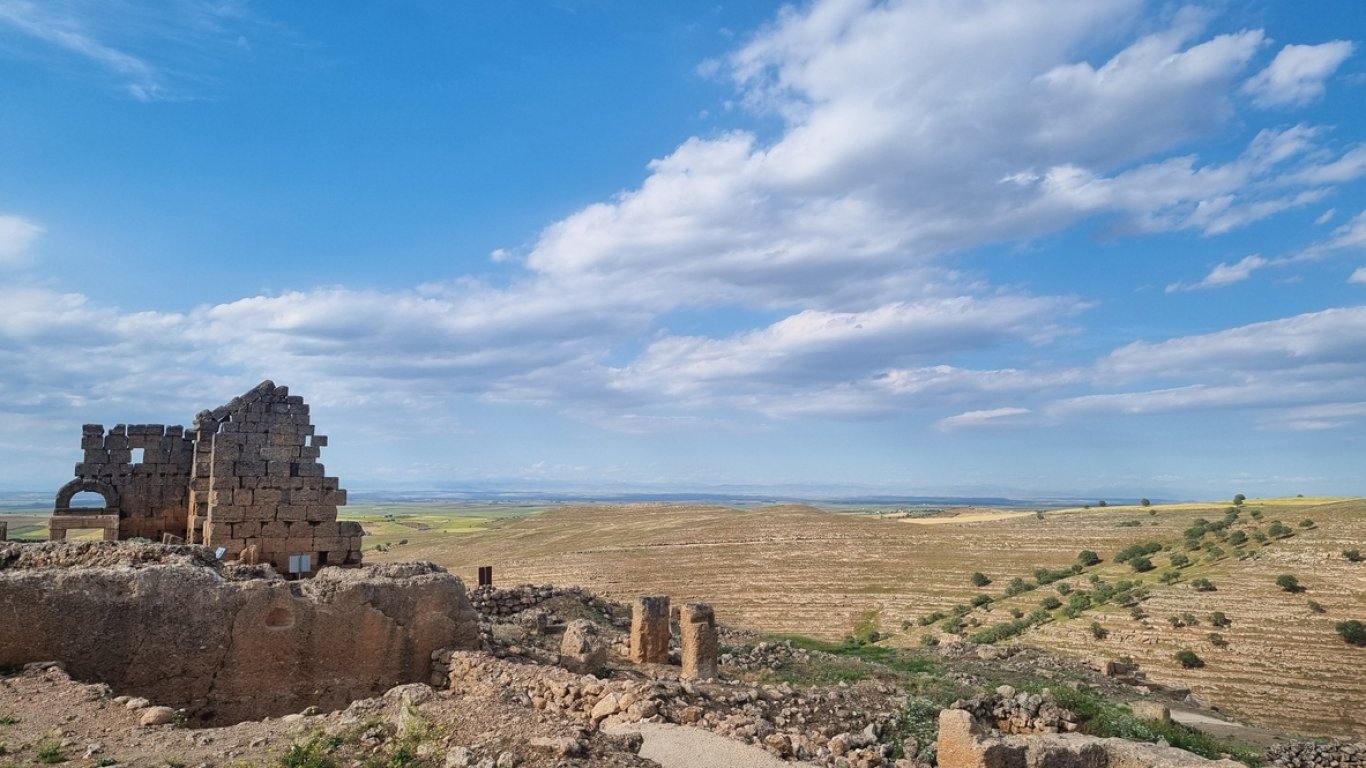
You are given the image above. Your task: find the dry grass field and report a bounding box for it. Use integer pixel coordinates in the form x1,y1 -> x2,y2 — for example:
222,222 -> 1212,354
372,497 -> 1366,741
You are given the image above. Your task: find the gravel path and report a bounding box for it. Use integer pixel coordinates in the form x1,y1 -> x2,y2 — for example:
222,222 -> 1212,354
604,722 -> 816,768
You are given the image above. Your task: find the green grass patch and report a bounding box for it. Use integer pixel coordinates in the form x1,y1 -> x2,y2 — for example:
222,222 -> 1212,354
1048,687 -> 1262,766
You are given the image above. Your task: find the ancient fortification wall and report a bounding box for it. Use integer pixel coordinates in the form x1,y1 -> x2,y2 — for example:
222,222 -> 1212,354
49,380 -> 362,576
0,542 -> 479,724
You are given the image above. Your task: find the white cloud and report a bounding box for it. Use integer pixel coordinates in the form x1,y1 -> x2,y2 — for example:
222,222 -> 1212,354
0,214 -> 42,265
0,0 -> 275,100
936,407 -> 1031,431
1350,268 -> 1366,285
1166,254 -> 1269,292
1243,41 -> 1355,108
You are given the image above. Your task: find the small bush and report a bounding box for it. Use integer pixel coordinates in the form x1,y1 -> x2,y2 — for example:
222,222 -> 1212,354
1130,606 -> 1146,620
1190,578 -> 1216,592
920,633 -> 939,647
1040,595 -> 1063,610
1089,621 -> 1108,640
1335,620 -> 1366,646
36,743 -> 66,765
970,593 -> 993,608
1174,649 -> 1205,668
1129,556 -> 1155,573
1226,530 -> 1247,546
1169,552 -> 1190,568
1207,632 -> 1227,647
916,611 -> 946,626
970,571 -> 992,587
1003,577 -> 1035,597
1033,566 -> 1074,585
1208,611 -> 1231,627
1307,600 -> 1326,614
1250,509 -> 1264,520
1267,521 -> 1293,538
1115,542 -> 1162,563
1180,612 -> 1199,627
1009,607 -> 1024,619
1159,570 -> 1182,584
1250,529 -> 1268,543
1168,615 -> 1186,628
1056,583 -> 1073,596
280,736 -> 338,768
1345,549 -> 1363,562
1298,518 -> 1315,529
1275,574 -> 1303,593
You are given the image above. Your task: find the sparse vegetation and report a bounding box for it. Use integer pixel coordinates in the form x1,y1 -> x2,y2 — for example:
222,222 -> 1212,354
970,571 -> 992,587
1207,632 -> 1228,648
1208,611 -> 1231,627
1077,549 -> 1101,566
1267,521 -> 1293,538
1336,620 -> 1366,647
1190,578 -> 1216,592
1174,649 -> 1205,669
1307,600 -> 1326,614
1128,556 -> 1154,573
35,743 -> 66,765
1276,574 -> 1304,593
1345,548 -> 1363,562
1298,519 -> 1315,529
279,735 -> 339,768
1169,552 -> 1190,568
1089,621 -> 1108,640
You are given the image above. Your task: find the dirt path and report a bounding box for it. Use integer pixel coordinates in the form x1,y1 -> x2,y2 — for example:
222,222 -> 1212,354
1170,706 -> 1286,748
605,722 -> 814,768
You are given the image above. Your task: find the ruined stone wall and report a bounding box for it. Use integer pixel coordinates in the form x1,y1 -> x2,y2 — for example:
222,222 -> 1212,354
0,542 -> 478,724
188,381 -> 360,574
56,424 -> 195,541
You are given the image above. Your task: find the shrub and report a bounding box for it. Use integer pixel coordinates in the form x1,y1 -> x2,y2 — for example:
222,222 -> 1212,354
1140,498 -> 1151,507
970,571 -> 992,587
1033,566 -> 1074,585
1275,574 -> 1303,593
1078,550 -> 1101,566
1207,632 -> 1228,648
1090,621 -> 1108,640
1168,552 -> 1190,568
1226,531 -> 1247,546
1190,578 -> 1216,592
1117,520 -> 1142,528
1056,583 -> 1073,596
1003,577 -> 1035,597
1232,493 -> 1245,506
1208,611 -> 1231,627
1203,546 -> 1224,561
35,743 -> 66,765
920,634 -> 939,647
1267,521 -> 1293,538
1168,615 -> 1186,628
1180,612 -> 1199,627
279,737 -> 338,768
1129,556 -> 1155,573
1336,620 -> 1366,646
1130,606 -> 1146,620
916,611 -> 946,626
940,615 -> 965,634
1298,518 -> 1315,529
1040,595 -> 1063,610
970,593 -> 993,608
1009,608 -> 1024,619
1307,600 -> 1325,614
1159,570 -> 1182,584
1250,509 -> 1264,520
1174,649 -> 1205,668
1115,542 -> 1162,563
1345,549 -> 1364,563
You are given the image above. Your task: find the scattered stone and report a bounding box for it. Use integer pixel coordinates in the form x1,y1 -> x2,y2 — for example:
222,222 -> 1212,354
139,706 -> 176,726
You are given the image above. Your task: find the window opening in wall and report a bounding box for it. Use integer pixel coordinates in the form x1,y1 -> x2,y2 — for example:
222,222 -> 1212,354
131,447 -> 145,464
69,491 -> 106,508
318,551 -> 329,566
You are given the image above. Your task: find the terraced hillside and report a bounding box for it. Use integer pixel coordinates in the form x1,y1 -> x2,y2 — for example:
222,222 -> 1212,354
376,497 -> 1366,740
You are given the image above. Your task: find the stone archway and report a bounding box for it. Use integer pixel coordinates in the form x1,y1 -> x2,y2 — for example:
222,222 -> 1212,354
51,479 -> 120,541
54,478 -> 119,512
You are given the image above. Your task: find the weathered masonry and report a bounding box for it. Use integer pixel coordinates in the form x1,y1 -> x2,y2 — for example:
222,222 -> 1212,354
50,380 -> 363,576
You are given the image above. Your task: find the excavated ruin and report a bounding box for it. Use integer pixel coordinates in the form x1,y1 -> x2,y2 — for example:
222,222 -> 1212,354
0,541 -> 479,724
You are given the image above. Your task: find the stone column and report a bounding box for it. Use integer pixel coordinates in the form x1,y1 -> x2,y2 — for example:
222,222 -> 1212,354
679,602 -> 718,680
630,595 -> 671,664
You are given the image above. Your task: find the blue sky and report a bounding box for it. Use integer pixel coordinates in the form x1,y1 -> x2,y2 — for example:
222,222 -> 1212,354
1,0 -> 1364,499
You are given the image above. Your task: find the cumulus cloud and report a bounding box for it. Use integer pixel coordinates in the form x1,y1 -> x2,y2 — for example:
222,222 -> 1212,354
1350,268 -> 1366,285
0,214 -> 41,266
1243,41 -> 1355,108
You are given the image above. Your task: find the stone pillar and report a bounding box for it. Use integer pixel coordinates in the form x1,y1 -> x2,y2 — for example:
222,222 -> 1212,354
0,520 -> 8,541
679,602 -> 718,680
630,595 -> 670,664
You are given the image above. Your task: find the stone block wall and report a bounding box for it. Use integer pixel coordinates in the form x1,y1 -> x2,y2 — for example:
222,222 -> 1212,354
54,423 -> 195,541
189,381 -> 359,575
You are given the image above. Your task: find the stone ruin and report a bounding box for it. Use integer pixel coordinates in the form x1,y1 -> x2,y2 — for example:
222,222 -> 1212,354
627,594 -> 719,680
0,542 -> 480,724
48,380 -> 362,577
